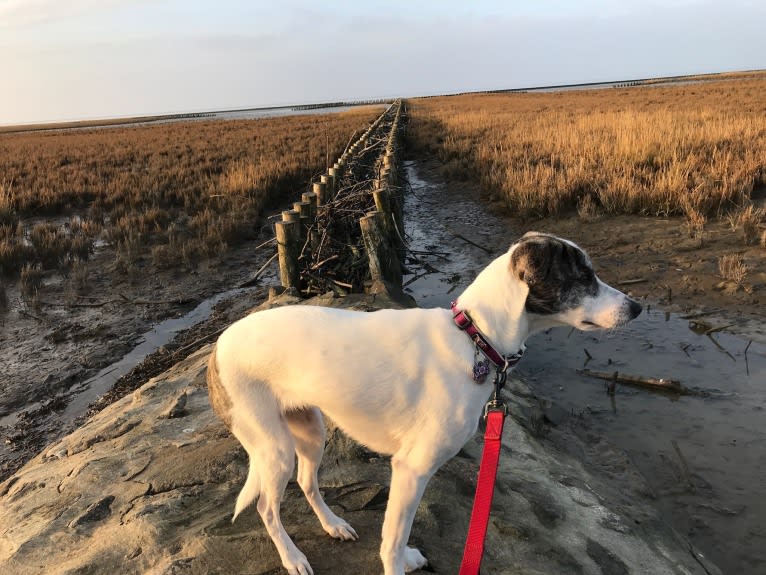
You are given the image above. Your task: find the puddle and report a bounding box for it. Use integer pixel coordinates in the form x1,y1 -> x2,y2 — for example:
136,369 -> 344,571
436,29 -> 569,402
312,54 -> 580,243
401,159 -> 766,574
0,278 -> 272,430
57,286 -> 258,422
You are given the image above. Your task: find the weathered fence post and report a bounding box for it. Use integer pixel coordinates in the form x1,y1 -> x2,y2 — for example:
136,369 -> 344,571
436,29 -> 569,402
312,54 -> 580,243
373,187 -> 404,256
302,192 -> 317,222
275,220 -> 300,290
282,209 -> 300,223
321,173 -> 335,199
373,188 -> 391,222
328,165 -> 342,192
313,182 -> 327,206
293,201 -> 311,244
359,211 -> 401,285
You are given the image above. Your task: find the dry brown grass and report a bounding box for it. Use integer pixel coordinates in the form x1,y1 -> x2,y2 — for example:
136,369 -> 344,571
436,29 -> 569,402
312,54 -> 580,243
0,108 -> 378,279
718,253 -> 749,286
736,205 -> 765,245
408,76 -> 766,218
20,262 -> 44,298
0,179 -> 15,227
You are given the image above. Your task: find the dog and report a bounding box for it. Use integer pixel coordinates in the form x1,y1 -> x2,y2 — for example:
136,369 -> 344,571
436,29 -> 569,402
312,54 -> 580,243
206,232 -> 642,575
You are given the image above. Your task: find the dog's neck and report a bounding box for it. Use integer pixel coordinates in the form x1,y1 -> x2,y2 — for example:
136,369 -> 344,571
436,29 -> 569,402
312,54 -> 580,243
456,251 -> 532,355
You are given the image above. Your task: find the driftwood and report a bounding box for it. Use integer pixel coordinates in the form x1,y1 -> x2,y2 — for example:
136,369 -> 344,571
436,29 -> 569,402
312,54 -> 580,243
239,251 -> 279,288
680,309 -> 723,320
446,228 -> 493,254
576,368 -> 690,395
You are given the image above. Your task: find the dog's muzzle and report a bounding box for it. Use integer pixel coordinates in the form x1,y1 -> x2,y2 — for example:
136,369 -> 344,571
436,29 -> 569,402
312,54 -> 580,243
627,299 -> 642,320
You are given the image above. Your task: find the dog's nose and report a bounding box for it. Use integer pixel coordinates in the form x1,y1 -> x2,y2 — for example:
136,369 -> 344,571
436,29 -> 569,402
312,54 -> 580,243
627,299 -> 643,319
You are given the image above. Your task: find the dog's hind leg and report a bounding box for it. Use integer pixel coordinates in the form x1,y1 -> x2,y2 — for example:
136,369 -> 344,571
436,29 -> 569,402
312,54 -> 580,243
231,399 -> 314,575
285,407 -> 358,541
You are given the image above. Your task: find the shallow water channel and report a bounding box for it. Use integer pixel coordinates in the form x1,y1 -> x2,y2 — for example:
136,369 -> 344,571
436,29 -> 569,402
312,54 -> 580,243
401,160 -> 766,574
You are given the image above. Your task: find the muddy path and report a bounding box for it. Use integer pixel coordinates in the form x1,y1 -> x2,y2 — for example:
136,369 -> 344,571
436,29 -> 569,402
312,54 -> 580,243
401,158 -> 765,574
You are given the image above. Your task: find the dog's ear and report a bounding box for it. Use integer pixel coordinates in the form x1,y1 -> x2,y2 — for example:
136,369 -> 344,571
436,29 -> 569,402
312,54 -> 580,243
510,235 -> 555,287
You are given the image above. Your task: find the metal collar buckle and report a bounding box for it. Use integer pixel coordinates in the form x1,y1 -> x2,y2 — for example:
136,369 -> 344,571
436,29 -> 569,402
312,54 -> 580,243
483,399 -> 508,419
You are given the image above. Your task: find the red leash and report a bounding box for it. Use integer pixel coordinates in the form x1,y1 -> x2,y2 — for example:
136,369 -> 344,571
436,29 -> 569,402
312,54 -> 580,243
451,301 -> 519,574
459,407 -> 506,575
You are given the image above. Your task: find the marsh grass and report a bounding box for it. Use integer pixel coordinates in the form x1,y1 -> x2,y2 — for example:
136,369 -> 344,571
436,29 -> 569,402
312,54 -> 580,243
408,76 -> 766,218
20,262 -> 44,299
736,205 -> 765,245
0,180 -> 16,227
718,254 -> 749,286
576,194 -> 602,221
682,201 -> 707,240
0,108 -> 379,281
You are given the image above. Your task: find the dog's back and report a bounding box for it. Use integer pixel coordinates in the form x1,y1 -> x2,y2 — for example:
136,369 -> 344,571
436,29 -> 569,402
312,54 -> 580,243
210,304 -> 473,456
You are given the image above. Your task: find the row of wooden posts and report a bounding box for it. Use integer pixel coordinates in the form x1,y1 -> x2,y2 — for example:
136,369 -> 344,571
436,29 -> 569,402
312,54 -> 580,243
274,100 -> 404,293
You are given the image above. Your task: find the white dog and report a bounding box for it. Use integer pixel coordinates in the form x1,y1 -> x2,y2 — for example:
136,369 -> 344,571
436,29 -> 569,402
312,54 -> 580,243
207,232 -> 642,575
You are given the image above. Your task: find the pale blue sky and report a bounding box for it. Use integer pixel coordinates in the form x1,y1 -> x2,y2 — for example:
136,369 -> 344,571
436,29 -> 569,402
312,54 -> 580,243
1,0 -> 763,125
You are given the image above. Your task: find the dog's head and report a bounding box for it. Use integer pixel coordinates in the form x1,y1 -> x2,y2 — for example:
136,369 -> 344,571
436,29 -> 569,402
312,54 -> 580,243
510,232 -> 642,330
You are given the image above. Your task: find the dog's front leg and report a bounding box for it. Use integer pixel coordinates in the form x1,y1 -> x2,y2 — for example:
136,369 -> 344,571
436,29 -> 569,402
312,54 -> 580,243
380,456 -> 434,574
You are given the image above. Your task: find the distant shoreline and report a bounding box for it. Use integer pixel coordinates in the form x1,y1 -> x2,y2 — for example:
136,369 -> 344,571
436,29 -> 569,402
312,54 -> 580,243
0,99 -> 389,135
3,68 -> 763,134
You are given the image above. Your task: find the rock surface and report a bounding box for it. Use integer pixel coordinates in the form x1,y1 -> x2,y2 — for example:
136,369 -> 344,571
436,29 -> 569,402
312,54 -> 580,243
0,288 -> 721,575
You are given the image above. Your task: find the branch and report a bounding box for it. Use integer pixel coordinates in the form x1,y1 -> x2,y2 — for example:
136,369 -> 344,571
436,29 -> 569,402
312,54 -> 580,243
576,368 -> 690,395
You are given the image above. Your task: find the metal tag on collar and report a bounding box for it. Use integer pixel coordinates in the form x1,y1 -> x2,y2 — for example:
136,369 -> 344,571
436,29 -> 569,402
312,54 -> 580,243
473,358 -> 490,383
472,344 -> 490,383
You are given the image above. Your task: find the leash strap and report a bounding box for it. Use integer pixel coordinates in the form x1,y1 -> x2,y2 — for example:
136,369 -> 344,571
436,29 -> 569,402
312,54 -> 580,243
459,407 -> 506,575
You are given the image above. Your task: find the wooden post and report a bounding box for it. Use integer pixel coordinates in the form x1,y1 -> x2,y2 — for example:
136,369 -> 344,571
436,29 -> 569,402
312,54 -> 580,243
302,192 -> 317,222
373,186 -> 404,256
302,192 -> 319,250
282,210 -> 300,222
373,188 -> 392,224
379,166 -> 391,188
293,201 -> 311,243
359,211 -> 401,286
313,182 -> 327,206
321,174 -> 335,199
328,166 -> 341,193
275,220 -> 300,290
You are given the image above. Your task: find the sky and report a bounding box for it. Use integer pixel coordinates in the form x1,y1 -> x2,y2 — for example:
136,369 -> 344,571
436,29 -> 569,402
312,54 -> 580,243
1,0 -> 764,125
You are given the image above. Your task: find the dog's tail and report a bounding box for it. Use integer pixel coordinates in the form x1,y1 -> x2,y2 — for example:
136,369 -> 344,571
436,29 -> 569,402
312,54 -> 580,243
232,463 -> 262,523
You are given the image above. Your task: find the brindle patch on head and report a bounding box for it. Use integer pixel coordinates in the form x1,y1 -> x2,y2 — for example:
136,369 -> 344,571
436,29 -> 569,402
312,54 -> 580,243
511,232 -> 599,315
206,344 -> 233,430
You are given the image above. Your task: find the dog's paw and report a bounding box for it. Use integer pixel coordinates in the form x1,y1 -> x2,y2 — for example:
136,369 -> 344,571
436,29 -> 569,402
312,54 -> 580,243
284,550 -> 314,575
323,516 -> 359,541
404,546 -> 428,572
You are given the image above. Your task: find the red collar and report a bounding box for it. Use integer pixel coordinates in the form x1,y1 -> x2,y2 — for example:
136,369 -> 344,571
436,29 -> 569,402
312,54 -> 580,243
451,301 -> 524,369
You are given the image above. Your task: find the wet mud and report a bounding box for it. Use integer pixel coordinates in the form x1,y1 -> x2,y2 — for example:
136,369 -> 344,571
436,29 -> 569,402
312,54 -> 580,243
0,239 -> 276,481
